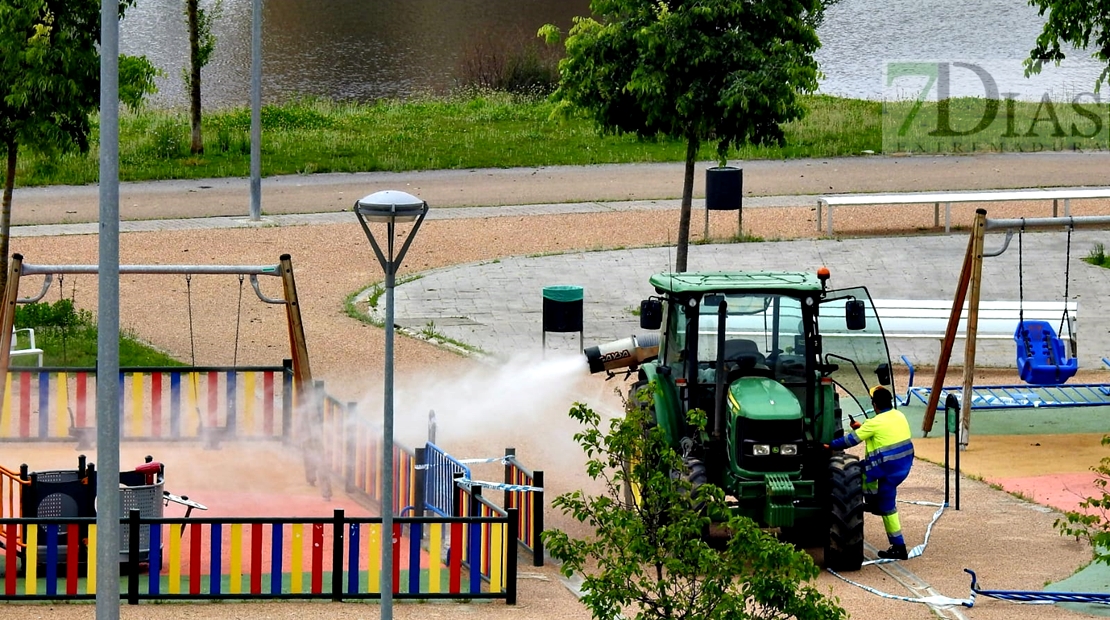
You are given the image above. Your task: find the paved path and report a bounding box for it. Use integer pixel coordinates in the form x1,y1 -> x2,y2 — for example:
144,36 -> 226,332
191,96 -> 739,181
391,229 -> 1110,372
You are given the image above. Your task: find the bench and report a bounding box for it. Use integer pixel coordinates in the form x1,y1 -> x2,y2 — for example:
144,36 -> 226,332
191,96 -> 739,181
872,298 -> 1077,361
10,327 -> 43,366
815,188 -> 1110,235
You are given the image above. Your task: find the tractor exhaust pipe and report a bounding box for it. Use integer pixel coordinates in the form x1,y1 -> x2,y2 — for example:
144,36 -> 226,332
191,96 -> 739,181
585,334 -> 660,374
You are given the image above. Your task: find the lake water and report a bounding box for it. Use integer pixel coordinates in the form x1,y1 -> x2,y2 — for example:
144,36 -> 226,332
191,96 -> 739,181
120,0 -> 1109,109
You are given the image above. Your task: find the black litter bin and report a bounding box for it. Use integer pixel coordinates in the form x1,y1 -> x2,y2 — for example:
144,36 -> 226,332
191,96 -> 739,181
542,285 -> 584,352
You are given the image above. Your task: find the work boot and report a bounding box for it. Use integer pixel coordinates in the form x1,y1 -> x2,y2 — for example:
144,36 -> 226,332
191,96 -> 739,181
877,544 -> 908,560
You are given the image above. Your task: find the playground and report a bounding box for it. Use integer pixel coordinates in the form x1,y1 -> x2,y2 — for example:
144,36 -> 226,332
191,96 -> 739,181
3,154 -> 1110,619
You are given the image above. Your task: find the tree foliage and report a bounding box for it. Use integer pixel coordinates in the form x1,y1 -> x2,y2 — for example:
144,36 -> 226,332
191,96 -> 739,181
541,0 -> 831,272
1026,0 -> 1110,90
544,396 -> 845,620
0,0 -> 157,292
1055,435 -> 1110,564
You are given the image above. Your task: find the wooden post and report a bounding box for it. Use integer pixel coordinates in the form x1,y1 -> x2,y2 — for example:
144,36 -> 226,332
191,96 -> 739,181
279,254 -> 313,395
921,232 -> 975,434
958,209 -> 988,450
0,254 -> 23,406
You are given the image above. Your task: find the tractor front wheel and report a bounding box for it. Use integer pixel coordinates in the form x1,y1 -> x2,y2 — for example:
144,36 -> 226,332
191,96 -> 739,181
825,453 -> 864,571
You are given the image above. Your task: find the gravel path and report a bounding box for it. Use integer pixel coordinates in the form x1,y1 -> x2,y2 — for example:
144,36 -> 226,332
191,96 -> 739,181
4,154 -> 1109,619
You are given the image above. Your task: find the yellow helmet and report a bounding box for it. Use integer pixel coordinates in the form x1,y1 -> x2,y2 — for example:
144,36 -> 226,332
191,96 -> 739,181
869,385 -> 891,399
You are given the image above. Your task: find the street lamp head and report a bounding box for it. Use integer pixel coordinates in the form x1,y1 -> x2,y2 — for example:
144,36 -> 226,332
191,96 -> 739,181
354,190 -> 428,223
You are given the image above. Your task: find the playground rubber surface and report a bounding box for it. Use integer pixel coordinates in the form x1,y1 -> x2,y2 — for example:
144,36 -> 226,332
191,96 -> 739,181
5,152 -> 1110,619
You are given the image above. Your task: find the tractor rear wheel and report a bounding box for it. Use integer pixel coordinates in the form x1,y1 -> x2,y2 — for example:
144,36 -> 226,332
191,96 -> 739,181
825,453 -> 864,571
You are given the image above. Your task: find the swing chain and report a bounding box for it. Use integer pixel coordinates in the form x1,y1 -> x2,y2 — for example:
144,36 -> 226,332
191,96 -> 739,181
1060,225 -> 1072,339
233,274 -> 244,367
185,274 -> 196,367
1017,220 -> 1025,327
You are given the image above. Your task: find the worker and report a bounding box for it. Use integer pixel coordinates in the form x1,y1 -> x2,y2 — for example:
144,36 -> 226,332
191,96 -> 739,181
825,385 -> 915,560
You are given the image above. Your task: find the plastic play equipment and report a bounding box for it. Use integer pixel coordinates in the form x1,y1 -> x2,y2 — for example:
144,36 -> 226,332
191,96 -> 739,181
1,455 -> 206,570
1014,224 -> 1077,385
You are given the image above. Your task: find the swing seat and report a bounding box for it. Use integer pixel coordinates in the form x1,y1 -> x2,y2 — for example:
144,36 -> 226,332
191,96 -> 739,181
1014,320 -> 1078,385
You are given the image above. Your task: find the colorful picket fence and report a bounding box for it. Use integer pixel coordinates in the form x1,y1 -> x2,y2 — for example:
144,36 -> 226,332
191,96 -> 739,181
0,510 -> 517,603
0,365 -> 294,441
503,451 -> 544,566
313,390 -> 546,572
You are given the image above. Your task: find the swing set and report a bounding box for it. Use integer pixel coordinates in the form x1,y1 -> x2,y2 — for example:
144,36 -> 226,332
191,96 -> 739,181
0,253 -> 315,437
920,210 -> 1110,449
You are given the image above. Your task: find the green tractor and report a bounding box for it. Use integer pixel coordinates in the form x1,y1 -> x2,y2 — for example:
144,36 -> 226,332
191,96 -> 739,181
585,268 -> 895,571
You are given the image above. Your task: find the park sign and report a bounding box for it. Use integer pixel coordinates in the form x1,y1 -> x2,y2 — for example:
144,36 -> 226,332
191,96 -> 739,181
882,60 -> 1110,155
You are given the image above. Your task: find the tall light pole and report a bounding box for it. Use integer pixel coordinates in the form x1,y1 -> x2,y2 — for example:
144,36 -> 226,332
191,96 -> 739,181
354,191 -> 428,619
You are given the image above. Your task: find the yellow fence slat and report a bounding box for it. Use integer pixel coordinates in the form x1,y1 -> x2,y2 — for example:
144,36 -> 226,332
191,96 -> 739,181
290,523 -> 303,594
230,523 -> 242,594
243,372 -> 255,436
24,526 -> 37,594
86,524 -> 96,594
367,523 -> 381,594
55,373 -> 68,438
428,522 -> 442,593
131,373 -> 144,437
2,373 -> 11,438
168,524 -> 181,594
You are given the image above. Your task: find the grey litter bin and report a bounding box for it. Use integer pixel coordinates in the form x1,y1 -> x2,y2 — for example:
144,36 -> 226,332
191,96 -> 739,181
542,285 -> 584,352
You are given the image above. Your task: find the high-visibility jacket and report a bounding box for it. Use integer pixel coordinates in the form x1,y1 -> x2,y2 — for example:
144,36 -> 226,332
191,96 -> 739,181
830,408 -> 914,478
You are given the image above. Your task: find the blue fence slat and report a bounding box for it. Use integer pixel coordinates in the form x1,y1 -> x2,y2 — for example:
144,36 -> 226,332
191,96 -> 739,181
170,373 -> 181,437
226,372 -> 237,432
271,523 -> 283,594
38,372 -> 49,439
409,522 -> 422,593
469,521 -> 481,594
210,523 -> 222,595
347,523 -> 360,594
46,525 -> 58,595
149,523 -> 162,595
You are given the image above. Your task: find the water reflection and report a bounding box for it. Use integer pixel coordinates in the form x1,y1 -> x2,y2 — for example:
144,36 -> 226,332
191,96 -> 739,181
120,0 -> 1108,109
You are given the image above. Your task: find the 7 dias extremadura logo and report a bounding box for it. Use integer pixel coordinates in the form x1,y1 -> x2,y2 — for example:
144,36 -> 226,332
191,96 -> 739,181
883,61 -> 1108,154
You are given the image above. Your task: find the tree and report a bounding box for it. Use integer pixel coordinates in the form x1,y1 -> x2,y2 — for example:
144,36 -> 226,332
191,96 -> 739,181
1026,0 -> 1110,90
0,0 -> 158,292
541,0 -> 831,272
185,0 -> 220,154
1055,435 -> 1110,565
543,397 -> 845,620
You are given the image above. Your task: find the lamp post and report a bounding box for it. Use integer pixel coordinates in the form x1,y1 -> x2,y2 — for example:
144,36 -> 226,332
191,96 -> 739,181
354,190 -> 428,619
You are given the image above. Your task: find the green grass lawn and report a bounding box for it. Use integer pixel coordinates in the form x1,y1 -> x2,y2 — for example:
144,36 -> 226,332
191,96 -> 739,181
12,300 -> 183,368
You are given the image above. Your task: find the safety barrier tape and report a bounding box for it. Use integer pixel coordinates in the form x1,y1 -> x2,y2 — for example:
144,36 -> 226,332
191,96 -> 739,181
830,498 -> 974,607
457,478 -> 544,493
415,456 -> 510,470
965,569 -> 1110,606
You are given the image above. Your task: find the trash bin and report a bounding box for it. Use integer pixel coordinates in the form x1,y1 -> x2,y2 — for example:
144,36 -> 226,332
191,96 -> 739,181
542,285 -> 584,352
706,166 -> 742,211
542,285 -> 584,332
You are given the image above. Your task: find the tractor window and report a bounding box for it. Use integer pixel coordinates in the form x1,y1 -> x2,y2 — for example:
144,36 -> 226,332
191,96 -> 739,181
819,287 -> 894,418
696,294 -> 806,381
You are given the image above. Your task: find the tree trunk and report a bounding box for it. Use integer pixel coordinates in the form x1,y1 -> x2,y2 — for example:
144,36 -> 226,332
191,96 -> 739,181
1,140 -> 16,295
674,136 -> 699,273
187,0 -> 204,154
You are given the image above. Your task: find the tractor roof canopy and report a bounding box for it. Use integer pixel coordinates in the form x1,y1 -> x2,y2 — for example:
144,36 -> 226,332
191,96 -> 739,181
649,271 -> 822,295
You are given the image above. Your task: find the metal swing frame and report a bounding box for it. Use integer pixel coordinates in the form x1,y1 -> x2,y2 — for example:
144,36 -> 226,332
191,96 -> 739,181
0,253 -> 314,408
920,211 -> 1110,449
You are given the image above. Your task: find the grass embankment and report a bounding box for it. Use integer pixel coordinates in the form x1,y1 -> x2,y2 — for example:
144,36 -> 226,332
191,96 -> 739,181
14,94 -> 883,187
14,93 -> 1108,189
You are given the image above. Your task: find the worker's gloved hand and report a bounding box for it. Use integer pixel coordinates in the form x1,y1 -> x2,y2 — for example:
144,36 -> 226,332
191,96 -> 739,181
850,421 -> 861,430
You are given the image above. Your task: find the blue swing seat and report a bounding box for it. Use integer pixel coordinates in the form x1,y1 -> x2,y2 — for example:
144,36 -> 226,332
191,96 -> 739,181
1014,320 -> 1078,385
